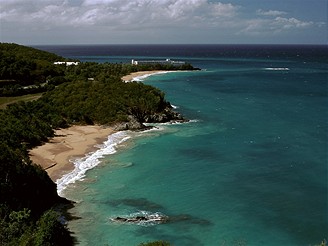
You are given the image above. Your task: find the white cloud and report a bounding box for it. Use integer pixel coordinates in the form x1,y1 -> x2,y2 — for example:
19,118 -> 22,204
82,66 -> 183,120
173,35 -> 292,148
210,2 -> 238,18
0,0 -> 325,44
257,9 -> 287,16
240,13 -> 316,36
82,0 -> 117,5
273,17 -> 313,29
0,0 -> 239,29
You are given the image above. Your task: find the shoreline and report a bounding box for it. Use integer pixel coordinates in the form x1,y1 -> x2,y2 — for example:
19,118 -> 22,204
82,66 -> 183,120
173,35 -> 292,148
29,125 -> 115,183
29,70 -> 168,193
30,70 -> 179,195
121,70 -> 177,82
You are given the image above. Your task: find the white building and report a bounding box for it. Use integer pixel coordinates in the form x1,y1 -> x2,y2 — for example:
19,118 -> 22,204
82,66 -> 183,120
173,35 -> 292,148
54,61 -> 80,66
131,59 -> 185,66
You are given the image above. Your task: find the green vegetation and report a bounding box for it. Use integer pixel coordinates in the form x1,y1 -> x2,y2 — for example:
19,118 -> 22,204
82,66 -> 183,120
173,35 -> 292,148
0,43 -> 197,98
0,208 -> 74,245
41,78 -> 170,125
0,93 -> 42,109
0,43 -> 194,245
0,43 -> 67,96
0,99 -> 73,245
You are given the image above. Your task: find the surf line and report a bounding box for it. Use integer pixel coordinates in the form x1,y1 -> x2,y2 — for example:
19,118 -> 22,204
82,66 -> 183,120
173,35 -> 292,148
56,131 -> 130,196
264,67 -> 290,71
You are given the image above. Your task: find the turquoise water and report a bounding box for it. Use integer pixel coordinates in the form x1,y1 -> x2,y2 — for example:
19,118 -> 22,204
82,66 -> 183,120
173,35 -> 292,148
46,45 -> 328,246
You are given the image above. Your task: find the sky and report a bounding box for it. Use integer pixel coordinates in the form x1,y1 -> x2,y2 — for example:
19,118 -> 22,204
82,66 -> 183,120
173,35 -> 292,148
0,0 -> 327,45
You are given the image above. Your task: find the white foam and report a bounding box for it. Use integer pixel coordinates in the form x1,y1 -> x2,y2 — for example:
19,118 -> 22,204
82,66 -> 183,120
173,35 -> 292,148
110,210 -> 168,226
188,119 -> 200,123
144,119 -> 200,128
264,67 -> 290,71
56,131 -> 131,196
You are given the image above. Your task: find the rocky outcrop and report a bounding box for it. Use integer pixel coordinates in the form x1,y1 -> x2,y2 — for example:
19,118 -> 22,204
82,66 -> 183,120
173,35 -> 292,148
113,106 -> 188,131
144,107 -> 185,123
111,215 -> 169,224
112,115 -> 147,131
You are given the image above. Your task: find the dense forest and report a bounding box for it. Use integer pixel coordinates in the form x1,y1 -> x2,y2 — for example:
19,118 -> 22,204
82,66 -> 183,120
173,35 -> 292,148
0,43 -> 67,96
0,43 -> 195,245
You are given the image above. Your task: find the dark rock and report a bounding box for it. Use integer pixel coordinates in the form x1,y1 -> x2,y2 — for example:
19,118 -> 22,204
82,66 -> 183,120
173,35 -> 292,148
113,106 -> 188,131
111,214 -> 169,224
145,106 -> 188,123
113,116 -> 148,131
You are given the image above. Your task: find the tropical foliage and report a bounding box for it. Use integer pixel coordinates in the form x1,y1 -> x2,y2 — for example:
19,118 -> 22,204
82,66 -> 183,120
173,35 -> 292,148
0,43 -> 67,96
0,43 -> 196,97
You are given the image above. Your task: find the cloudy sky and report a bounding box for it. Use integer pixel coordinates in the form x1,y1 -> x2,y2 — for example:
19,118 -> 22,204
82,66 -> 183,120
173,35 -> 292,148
0,0 -> 327,45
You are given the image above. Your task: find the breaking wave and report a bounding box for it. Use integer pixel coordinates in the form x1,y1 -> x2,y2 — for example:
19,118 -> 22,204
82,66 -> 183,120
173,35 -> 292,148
264,67 -> 290,71
133,71 -> 176,81
56,131 -> 130,196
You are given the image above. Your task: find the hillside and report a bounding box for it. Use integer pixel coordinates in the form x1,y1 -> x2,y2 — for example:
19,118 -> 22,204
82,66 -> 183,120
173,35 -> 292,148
0,43 -> 67,96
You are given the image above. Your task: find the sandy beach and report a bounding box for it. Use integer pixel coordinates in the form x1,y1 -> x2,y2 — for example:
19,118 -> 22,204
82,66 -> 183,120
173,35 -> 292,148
29,125 -> 114,182
121,70 -> 171,82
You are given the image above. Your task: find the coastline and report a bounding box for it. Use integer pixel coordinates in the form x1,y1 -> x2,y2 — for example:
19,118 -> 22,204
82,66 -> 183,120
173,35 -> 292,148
29,69 -> 182,196
29,70 -> 166,193
29,125 -> 115,182
122,70 -> 176,82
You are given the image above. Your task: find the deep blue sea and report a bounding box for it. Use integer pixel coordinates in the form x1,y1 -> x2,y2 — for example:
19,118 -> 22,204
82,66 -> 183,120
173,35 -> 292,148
36,45 -> 328,246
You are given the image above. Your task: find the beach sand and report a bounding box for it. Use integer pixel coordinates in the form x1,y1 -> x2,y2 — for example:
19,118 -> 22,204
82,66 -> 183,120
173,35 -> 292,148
29,125 -> 114,182
121,70 -> 170,82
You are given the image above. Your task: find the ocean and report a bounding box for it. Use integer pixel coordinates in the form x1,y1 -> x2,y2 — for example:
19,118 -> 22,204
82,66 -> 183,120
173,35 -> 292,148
36,45 -> 328,246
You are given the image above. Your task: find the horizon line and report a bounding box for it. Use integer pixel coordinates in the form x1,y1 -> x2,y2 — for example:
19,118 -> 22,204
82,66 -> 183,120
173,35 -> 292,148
27,43 -> 328,47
